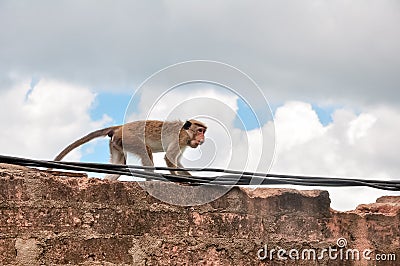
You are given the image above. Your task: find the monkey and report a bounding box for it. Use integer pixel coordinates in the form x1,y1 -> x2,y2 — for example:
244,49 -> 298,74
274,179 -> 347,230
54,119 -> 207,180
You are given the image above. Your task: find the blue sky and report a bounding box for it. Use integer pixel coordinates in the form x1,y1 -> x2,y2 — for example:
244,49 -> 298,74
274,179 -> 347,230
89,92 -> 131,125
82,92 -> 131,163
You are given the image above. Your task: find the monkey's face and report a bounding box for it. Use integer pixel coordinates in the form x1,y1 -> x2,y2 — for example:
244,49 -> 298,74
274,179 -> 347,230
189,127 -> 206,148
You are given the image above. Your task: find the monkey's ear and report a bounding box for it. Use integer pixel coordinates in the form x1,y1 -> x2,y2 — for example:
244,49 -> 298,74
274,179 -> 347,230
183,120 -> 192,130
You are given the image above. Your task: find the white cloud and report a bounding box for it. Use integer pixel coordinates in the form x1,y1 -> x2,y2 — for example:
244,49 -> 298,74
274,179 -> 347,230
127,85 -> 239,122
347,113 -> 377,145
270,101 -> 400,210
0,79 -> 111,160
273,101 -> 326,151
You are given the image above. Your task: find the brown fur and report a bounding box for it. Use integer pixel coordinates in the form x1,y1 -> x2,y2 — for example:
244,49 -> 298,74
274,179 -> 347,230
54,119 -> 207,180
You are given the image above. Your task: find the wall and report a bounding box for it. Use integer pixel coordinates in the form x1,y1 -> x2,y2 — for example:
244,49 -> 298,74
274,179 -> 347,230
0,163 -> 399,265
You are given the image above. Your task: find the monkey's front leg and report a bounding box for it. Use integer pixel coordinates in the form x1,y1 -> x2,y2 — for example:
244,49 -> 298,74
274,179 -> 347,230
165,145 -> 191,176
177,154 -> 191,176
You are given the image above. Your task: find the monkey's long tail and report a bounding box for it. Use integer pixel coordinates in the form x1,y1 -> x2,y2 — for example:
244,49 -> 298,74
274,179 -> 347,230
54,126 -> 120,161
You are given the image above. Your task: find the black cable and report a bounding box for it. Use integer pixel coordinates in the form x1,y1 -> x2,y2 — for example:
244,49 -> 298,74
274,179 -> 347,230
52,158 -> 400,190
53,159 -> 400,186
0,155 -> 399,191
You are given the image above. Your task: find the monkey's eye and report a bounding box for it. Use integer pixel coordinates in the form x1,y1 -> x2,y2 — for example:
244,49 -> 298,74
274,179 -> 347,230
197,128 -> 206,134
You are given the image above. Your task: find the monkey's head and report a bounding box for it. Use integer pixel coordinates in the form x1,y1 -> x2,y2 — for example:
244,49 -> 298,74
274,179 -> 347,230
183,119 -> 207,148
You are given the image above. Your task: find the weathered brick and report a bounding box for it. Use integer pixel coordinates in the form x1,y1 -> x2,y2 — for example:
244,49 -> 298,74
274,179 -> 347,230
42,236 -> 135,264
0,238 -> 16,265
0,164 -> 399,265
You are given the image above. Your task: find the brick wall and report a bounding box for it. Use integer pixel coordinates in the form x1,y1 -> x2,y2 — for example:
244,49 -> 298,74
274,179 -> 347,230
0,164 -> 399,265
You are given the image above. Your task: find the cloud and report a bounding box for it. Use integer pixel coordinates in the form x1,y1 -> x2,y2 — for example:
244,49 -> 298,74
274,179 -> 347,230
1,0 -> 399,107
0,79 -> 111,160
272,102 -> 326,151
1,1 -> 399,210
270,101 -> 400,210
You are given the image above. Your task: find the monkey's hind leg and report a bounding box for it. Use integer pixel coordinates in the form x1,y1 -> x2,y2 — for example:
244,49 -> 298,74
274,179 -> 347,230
104,140 -> 126,181
136,145 -> 154,171
123,137 -> 155,172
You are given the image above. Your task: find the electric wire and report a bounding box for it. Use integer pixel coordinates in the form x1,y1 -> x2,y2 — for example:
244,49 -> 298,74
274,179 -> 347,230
0,155 -> 399,191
